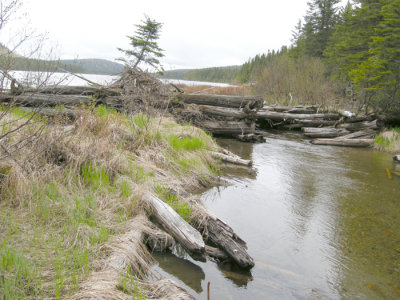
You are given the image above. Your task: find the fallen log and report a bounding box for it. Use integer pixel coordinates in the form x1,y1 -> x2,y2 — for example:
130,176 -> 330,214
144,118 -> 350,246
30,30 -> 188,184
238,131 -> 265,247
211,151 -> 252,166
0,93 -> 123,108
236,133 -> 265,143
257,111 -> 340,122
302,127 -> 350,138
145,194 -> 206,261
195,120 -> 255,135
23,85 -> 121,97
333,128 -> 377,140
394,155 -> 400,162
336,119 -> 378,131
205,245 -> 229,261
177,94 -> 264,109
294,119 -> 337,127
311,138 -> 374,147
193,208 -> 255,270
19,107 -> 80,119
198,105 -> 250,119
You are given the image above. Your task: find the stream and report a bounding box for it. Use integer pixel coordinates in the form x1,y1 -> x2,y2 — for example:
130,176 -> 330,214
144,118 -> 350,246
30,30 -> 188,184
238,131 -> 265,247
153,131 -> 400,299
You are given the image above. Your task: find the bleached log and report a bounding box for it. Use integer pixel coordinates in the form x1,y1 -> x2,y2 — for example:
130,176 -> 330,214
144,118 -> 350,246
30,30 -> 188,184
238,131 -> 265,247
333,129 -> 377,140
311,138 -> 374,147
23,85 -> 120,97
195,120 -> 255,135
198,105 -> 250,119
336,119 -> 378,131
257,111 -> 340,121
211,151 -> 252,166
294,119 -> 337,127
144,194 -> 206,261
302,127 -> 350,138
177,94 -> 264,109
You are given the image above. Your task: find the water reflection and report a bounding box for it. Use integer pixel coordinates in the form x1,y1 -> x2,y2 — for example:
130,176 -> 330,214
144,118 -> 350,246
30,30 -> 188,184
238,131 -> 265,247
153,252 -> 205,293
153,133 -> 400,299
218,261 -> 253,287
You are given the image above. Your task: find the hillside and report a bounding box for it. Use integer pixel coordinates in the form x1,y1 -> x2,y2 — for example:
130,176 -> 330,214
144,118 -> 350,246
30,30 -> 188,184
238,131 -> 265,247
0,45 -> 124,75
161,65 -> 241,83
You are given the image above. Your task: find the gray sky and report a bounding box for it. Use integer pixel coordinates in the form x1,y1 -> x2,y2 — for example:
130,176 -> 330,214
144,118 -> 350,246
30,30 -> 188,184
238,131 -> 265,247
11,0 -> 338,69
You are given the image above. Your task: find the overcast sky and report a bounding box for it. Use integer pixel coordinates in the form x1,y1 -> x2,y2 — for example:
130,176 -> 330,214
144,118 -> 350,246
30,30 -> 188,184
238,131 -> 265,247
8,0 -> 342,70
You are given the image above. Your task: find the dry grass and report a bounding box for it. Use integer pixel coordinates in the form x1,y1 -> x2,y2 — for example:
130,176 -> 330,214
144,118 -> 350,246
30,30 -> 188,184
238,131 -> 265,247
0,105 -> 220,299
374,128 -> 400,154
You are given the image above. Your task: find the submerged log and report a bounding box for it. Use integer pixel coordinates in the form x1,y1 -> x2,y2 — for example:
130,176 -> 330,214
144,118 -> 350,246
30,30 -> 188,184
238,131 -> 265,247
257,111 -> 340,122
311,138 -> 374,147
336,119 -> 378,131
195,120 -> 255,135
302,127 -> 350,138
145,194 -> 206,261
177,94 -> 264,109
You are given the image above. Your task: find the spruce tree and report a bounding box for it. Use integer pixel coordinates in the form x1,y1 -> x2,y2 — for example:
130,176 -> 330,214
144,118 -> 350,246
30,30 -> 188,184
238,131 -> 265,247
118,16 -> 164,72
302,0 -> 341,57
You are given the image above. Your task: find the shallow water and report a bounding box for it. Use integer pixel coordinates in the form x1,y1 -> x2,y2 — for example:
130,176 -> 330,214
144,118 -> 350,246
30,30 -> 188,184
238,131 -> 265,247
153,131 -> 400,299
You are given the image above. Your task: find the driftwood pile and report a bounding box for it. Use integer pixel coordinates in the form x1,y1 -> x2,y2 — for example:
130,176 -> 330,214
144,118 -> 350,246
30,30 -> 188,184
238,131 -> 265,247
258,105 -> 380,147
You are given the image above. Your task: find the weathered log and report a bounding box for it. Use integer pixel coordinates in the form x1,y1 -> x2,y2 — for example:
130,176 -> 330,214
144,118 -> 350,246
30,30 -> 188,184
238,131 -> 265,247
195,120 -> 255,135
336,119 -> 378,131
211,151 -> 252,166
333,128 -> 377,140
195,212 -> 255,269
294,119 -> 337,127
0,93 -> 123,108
394,155 -> 400,162
177,94 -> 264,109
205,245 -> 229,261
198,105 -> 250,119
23,85 -> 121,97
302,127 -> 350,138
285,108 -> 316,114
257,111 -> 340,122
145,194 -> 206,261
311,138 -> 374,147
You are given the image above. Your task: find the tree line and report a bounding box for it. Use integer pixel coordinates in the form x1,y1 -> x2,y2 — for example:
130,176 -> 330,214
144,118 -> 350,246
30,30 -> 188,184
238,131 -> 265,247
238,0 -> 400,113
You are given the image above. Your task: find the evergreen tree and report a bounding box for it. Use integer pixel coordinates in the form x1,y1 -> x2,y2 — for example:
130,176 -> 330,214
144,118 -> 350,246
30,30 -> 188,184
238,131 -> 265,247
118,16 -> 164,72
302,0 -> 341,57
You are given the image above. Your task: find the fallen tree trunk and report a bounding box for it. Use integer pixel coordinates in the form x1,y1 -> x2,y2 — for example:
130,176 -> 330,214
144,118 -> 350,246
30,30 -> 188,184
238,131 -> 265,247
23,85 -> 121,97
336,119 -> 378,131
195,120 -> 255,135
311,138 -> 374,147
0,93 -> 123,108
177,94 -> 264,109
257,111 -> 340,122
198,105 -> 251,119
333,128 -> 377,140
302,127 -> 350,138
145,194 -> 206,261
211,151 -> 252,166
193,209 -> 255,270
294,119 -> 337,127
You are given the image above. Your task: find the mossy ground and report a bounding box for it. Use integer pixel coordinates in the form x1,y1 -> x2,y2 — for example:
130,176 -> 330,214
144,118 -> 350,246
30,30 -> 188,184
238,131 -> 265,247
0,105 -> 220,299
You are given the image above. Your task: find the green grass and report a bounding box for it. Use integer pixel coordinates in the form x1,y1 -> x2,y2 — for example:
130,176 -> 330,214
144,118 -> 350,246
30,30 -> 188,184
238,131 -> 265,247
94,104 -> 117,118
0,242 -> 39,299
374,128 -> 400,153
167,134 -> 206,151
81,163 -> 111,190
155,185 -> 192,222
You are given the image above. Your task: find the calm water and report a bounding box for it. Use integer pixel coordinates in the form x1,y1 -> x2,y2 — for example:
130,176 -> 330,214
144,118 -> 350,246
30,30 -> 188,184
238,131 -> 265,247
153,131 -> 400,299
